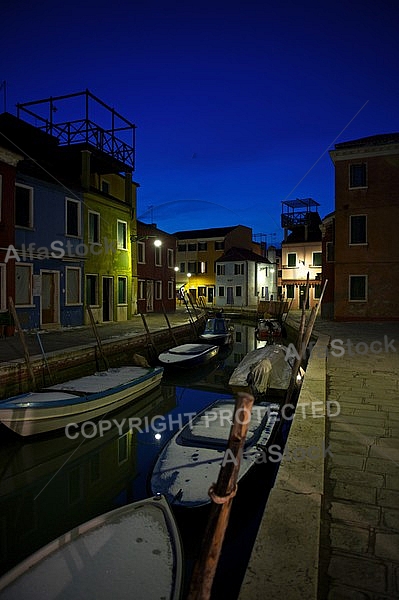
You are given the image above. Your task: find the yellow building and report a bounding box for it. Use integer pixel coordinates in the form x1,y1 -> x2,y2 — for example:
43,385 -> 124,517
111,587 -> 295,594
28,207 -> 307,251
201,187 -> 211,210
173,225 -> 253,305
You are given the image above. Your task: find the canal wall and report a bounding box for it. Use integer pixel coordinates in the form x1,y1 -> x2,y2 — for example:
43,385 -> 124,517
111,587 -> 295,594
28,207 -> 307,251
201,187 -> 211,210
239,316 -> 330,600
0,321 -> 199,399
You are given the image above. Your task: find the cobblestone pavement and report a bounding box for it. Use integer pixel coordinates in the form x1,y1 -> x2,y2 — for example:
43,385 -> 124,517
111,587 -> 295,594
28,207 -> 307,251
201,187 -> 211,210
315,320 -> 399,600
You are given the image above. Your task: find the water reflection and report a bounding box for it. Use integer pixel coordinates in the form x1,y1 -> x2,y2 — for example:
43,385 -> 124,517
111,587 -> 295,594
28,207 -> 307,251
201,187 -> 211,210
0,322 -> 284,587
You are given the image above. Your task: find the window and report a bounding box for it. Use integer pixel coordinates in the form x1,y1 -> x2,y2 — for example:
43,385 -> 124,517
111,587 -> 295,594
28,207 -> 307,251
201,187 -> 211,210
314,284 -> 321,299
117,220 -> 127,249
287,253 -> 296,267
66,267 -> 81,305
198,261 -> 207,274
286,284 -> 295,299
118,277 -> 127,304
155,245 -> 162,266
15,184 -> 33,228
234,263 -> 244,275
188,243 -> 197,251
101,180 -> 110,194
215,241 -> 224,250
187,261 -> 196,273
155,280 -> 162,300
349,275 -> 367,301
198,286 -> 206,296
326,242 -> 335,262
88,211 -> 100,243
66,198 -> 80,236
198,242 -> 207,251
218,286 -> 225,296
138,280 -> 145,300
86,274 -> 98,305
349,163 -> 367,188
179,262 -> 185,273
138,241 -> 145,263
167,248 -> 174,268
168,280 -> 174,299
177,243 -> 186,252
216,264 -> 225,275
15,264 -> 32,305
312,252 -> 322,267
350,215 -> 367,244
236,286 -> 242,297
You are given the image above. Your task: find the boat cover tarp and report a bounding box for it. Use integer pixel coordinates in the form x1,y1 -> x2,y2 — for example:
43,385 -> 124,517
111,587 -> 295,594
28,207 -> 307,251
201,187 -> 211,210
229,345 -> 291,393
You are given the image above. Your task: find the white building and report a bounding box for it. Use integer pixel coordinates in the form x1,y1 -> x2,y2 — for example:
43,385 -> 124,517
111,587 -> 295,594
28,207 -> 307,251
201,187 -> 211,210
215,247 -> 277,308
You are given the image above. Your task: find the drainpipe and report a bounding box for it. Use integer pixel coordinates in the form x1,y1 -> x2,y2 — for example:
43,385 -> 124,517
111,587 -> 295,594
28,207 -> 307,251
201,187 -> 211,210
81,150 -> 91,191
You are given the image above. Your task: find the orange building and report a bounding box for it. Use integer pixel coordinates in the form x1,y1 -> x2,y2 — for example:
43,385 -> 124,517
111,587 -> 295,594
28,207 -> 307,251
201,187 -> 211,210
329,133 -> 399,320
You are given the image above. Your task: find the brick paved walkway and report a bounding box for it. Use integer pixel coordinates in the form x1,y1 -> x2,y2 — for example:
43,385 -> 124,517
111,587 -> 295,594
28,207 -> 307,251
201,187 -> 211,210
319,322 -> 399,599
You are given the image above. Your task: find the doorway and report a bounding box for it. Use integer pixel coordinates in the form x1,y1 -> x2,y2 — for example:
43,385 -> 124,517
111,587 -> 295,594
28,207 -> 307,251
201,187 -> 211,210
102,277 -> 113,322
146,280 -> 154,312
41,271 -> 59,326
299,285 -> 310,309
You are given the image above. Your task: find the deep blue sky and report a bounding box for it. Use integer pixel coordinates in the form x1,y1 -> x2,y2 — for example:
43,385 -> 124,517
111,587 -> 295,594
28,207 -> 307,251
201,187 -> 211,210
2,1 -> 399,243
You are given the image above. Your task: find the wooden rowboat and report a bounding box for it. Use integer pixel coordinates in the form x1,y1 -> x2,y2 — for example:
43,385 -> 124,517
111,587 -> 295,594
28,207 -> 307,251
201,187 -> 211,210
0,495 -> 183,600
0,365 -> 164,437
158,343 -> 219,369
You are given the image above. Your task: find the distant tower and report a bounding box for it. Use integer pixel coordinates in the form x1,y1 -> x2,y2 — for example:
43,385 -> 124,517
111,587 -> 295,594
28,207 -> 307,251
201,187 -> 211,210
281,198 -> 321,242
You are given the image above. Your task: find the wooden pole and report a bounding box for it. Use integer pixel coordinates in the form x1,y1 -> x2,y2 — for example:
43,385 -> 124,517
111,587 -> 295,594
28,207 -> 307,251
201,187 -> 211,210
187,392 -> 255,600
140,313 -> 158,359
86,305 -> 109,371
162,304 -> 178,346
8,297 -> 36,389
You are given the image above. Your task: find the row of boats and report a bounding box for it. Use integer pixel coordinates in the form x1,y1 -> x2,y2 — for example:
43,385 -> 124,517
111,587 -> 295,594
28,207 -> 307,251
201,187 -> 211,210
0,313 -> 297,598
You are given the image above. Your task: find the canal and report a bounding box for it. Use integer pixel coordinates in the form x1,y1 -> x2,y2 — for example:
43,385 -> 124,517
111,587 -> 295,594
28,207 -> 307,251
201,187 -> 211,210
0,321 -> 296,599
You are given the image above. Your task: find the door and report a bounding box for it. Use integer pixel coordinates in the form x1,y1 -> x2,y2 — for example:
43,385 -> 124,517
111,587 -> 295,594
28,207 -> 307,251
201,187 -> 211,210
227,286 -> 234,305
146,280 -> 154,312
102,277 -> 113,322
41,272 -> 59,325
299,285 -> 309,309
207,286 -> 214,304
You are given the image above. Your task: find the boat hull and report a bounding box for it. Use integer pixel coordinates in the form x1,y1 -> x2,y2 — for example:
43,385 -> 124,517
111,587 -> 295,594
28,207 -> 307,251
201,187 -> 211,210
0,366 -> 164,437
0,495 -> 183,600
150,398 -> 280,508
158,343 -> 219,368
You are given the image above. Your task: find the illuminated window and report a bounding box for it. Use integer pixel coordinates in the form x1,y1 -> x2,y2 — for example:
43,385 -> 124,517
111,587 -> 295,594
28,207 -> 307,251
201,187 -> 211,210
117,220 -> 127,249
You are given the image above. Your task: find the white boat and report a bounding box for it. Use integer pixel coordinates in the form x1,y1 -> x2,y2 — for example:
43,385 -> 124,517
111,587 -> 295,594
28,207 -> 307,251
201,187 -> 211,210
199,315 -> 233,345
228,344 -> 292,397
158,343 -> 219,368
0,495 -> 183,600
150,398 -> 280,508
0,365 -> 164,437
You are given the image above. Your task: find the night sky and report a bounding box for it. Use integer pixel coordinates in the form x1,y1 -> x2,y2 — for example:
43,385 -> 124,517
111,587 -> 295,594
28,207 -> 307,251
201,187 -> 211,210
2,0 -> 399,242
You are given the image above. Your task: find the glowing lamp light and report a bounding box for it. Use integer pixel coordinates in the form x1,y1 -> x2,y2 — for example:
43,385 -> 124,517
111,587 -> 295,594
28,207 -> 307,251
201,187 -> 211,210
153,239 -> 162,247
154,433 -> 162,440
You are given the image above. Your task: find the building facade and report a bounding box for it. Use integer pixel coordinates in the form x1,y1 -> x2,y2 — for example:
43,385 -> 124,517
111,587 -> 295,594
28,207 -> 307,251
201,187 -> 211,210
329,133 -> 399,320
174,225 -> 254,305
281,199 -> 322,309
215,246 -> 277,308
135,221 -> 177,314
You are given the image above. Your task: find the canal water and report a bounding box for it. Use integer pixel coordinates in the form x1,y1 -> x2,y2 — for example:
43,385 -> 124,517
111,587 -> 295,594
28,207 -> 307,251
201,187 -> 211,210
0,321 -> 295,599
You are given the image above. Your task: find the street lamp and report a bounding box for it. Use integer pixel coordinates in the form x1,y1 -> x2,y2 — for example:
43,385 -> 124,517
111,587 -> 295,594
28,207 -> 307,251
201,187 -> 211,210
130,234 -> 162,246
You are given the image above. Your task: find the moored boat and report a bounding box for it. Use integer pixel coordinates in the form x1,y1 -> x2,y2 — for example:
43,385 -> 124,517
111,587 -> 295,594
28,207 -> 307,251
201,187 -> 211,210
150,398 -> 280,508
199,315 -> 233,345
0,365 -> 164,437
158,343 -> 219,369
228,344 -> 292,397
0,495 -> 183,600
255,318 -> 286,341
